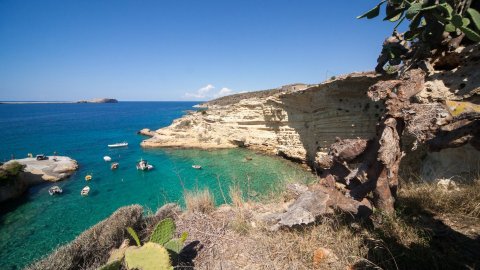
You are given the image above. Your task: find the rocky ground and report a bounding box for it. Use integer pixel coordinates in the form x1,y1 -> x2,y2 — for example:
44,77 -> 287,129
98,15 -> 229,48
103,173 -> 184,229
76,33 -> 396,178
10,156 -> 78,181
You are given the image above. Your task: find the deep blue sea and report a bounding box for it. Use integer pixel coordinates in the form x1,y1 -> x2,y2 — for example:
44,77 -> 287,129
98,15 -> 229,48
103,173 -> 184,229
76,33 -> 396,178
0,102 -> 315,269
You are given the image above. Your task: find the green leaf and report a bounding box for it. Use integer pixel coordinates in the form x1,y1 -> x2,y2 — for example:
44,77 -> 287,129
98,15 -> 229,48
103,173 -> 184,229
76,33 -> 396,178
437,3 -> 453,19
127,227 -> 141,247
451,14 -> 463,28
460,26 -> 480,42
467,8 -> 480,30
462,17 -> 470,27
150,218 -> 175,245
406,2 -> 423,20
445,23 -> 456,32
357,1 -> 385,19
384,5 -> 405,22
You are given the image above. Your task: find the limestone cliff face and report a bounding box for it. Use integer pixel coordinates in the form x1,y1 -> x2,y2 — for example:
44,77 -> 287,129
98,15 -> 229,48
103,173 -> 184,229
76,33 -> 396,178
141,72 -> 385,164
141,68 -> 480,181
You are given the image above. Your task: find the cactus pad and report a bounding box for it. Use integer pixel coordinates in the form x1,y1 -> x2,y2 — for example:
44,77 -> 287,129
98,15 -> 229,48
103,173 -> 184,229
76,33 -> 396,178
149,218 -> 175,245
124,242 -> 173,270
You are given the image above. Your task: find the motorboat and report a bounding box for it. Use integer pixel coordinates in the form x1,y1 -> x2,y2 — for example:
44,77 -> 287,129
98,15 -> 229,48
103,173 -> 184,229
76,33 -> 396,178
81,186 -> 90,196
192,165 -> 202,169
48,186 -> 63,195
108,142 -> 128,148
103,156 -> 112,162
111,162 -> 119,170
85,175 -> 92,181
136,159 -> 153,171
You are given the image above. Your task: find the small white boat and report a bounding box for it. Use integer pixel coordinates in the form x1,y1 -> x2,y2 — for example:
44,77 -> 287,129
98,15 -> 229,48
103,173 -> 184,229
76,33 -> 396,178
136,159 -> 154,171
103,156 -> 112,162
49,186 -> 63,196
81,186 -> 90,196
108,142 -> 128,148
192,165 -> 202,169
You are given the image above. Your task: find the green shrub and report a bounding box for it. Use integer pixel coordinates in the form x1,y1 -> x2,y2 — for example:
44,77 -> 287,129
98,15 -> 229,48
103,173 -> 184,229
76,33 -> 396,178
0,162 -> 25,184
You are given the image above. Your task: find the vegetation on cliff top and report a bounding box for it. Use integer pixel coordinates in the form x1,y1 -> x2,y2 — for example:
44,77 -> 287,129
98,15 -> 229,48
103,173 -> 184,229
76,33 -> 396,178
0,161 -> 25,185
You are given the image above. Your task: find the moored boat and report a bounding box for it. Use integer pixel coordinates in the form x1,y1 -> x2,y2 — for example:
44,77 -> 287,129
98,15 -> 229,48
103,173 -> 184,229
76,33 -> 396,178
192,165 -> 202,169
85,175 -> 92,181
136,159 -> 154,171
81,186 -> 90,196
108,142 -> 128,148
111,162 -> 119,170
103,156 -> 112,162
48,186 -> 63,195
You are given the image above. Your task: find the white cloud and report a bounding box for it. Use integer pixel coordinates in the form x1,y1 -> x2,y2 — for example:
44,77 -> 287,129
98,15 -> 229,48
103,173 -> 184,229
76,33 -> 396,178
184,84 -> 215,99
184,84 -> 235,100
213,87 -> 233,98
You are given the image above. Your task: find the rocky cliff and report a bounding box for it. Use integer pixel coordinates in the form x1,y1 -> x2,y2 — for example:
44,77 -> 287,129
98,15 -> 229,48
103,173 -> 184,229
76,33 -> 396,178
141,72 -> 385,162
141,62 -> 480,181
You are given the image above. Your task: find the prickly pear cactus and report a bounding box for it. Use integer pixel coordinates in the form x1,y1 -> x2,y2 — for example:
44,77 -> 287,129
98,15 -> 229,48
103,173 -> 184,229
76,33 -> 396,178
164,232 -> 188,254
164,239 -> 183,254
149,218 -> 175,245
124,242 -> 173,270
127,227 -> 141,246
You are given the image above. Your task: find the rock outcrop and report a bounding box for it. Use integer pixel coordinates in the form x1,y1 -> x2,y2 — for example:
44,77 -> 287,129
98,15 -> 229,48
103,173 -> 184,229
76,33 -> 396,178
142,72 -> 384,163
0,156 -> 78,202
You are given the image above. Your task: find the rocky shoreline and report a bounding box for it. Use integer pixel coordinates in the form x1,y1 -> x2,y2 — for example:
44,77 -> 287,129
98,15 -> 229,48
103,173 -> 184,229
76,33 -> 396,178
0,156 -> 78,202
140,69 -> 480,181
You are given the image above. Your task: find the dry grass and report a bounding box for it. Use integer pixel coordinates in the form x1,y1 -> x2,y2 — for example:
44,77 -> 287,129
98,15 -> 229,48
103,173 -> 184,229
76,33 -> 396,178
228,184 -> 244,208
398,179 -> 480,218
175,180 -> 480,270
175,204 -> 367,269
361,179 -> 480,270
184,189 -> 215,214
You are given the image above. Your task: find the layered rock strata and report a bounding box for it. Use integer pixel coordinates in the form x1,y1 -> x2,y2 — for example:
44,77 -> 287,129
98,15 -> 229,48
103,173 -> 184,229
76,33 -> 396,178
142,72 -> 385,164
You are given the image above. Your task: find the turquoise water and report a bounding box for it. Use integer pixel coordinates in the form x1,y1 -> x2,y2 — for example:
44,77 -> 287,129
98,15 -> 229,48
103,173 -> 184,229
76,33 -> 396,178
0,102 -> 316,269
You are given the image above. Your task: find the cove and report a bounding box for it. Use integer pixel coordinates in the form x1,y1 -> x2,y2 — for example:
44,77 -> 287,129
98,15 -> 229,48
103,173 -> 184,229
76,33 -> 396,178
0,102 -> 316,269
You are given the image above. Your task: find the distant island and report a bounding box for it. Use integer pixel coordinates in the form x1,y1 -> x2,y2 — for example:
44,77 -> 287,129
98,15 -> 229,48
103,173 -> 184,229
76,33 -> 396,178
76,98 -> 118,103
0,98 -> 118,104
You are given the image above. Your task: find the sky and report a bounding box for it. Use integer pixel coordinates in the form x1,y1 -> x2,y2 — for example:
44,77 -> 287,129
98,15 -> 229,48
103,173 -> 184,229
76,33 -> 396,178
0,1 -> 397,101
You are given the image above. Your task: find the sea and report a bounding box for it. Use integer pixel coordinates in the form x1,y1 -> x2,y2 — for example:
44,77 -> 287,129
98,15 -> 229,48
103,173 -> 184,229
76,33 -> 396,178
0,102 -> 316,269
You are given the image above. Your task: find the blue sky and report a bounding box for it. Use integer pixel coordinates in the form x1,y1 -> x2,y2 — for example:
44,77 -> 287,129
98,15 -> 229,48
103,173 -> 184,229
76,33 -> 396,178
0,1 -> 396,101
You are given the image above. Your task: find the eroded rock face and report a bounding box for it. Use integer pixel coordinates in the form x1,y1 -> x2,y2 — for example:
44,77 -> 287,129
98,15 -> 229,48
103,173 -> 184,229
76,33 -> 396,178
0,156 -> 78,202
417,44 -> 480,103
141,63 -> 480,181
141,72 -> 385,165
